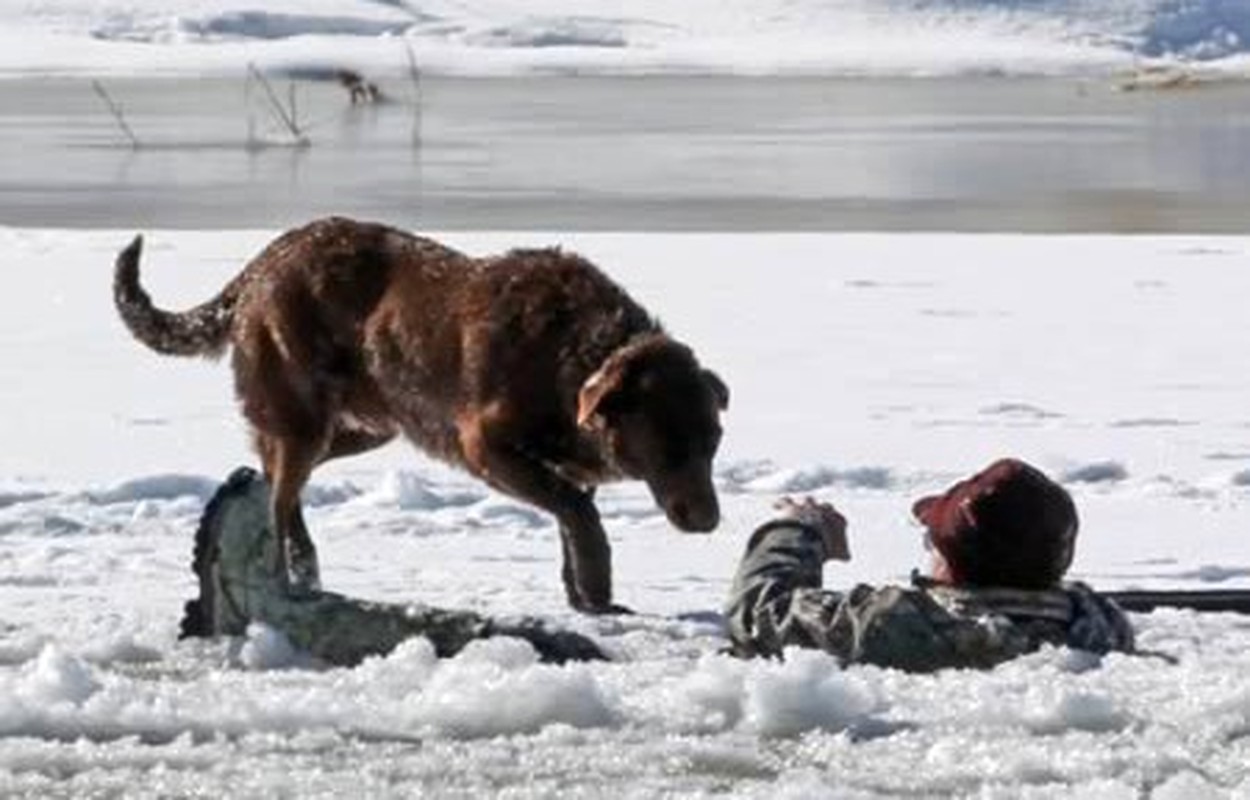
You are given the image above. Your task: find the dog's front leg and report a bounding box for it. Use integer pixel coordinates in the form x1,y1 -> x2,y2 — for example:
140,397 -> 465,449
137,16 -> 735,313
556,494 -> 631,614
461,418 -> 625,613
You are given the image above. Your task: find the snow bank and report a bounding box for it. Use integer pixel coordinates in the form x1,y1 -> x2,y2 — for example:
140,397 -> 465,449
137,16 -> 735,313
5,0 -> 1250,78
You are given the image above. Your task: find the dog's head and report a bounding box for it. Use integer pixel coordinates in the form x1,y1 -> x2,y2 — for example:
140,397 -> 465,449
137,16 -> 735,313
577,335 -> 729,533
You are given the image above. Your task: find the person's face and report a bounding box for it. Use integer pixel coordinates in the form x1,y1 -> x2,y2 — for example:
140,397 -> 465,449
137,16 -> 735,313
911,460 -> 1021,583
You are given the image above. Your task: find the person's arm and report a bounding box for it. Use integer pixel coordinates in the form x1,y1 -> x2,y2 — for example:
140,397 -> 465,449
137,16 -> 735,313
724,499 -> 851,658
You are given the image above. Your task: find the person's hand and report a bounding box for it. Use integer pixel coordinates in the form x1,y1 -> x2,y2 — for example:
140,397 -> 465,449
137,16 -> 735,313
775,497 -> 851,562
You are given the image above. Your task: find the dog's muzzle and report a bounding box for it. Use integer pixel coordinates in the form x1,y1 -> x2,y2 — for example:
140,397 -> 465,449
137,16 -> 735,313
665,496 -> 719,533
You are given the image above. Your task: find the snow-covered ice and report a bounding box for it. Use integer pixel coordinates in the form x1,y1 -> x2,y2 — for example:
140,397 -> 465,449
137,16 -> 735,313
1,228 -> 1249,795
3,0 -> 1250,78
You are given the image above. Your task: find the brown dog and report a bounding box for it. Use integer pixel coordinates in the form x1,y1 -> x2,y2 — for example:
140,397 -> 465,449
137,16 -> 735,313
113,217 -> 728,613
335,69 -> 382,104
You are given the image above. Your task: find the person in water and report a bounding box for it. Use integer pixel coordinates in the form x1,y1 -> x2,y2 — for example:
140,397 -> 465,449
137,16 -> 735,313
724,458 -> 1135,671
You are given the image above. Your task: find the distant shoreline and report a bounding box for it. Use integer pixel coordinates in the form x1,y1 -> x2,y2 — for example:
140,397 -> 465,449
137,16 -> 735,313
3,75 -> 1250,234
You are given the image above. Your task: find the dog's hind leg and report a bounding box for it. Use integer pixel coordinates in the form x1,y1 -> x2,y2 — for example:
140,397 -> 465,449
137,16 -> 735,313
258,432 -> 325,593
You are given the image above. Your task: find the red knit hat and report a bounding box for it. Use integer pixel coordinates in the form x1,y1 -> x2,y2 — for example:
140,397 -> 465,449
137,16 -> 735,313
912,458 -> 1077,589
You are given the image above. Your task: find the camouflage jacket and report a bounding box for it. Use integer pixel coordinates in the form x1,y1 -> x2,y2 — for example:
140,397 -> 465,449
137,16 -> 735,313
180,467 -> 604,666
725,520 -> 1135,672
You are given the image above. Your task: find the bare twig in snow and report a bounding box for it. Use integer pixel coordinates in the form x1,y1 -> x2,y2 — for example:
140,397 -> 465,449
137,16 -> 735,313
246,63 -> 311,147
404,40 -> 423,148
91,80 -> 141,149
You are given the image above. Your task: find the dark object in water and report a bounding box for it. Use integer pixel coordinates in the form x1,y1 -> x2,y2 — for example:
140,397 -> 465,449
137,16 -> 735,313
180,466 -> 607,666
336,69 -> 383,104
1105,589 -> 1250,615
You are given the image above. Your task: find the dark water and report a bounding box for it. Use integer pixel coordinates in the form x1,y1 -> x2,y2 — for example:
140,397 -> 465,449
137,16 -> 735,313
2,75 -> 1250,232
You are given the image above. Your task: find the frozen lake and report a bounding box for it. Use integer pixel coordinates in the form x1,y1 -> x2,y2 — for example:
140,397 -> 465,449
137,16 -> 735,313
4,56 -> 1250,794
4,75 -> 1250,231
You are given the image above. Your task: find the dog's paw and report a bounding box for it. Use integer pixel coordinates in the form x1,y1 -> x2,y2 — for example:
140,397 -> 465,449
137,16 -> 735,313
283,549 -> 322,596
282,568 -> 322,597
579,602 -> 635,616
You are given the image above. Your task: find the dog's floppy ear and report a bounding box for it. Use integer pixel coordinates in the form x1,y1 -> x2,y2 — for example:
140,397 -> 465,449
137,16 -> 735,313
578,334 -> 667,428
577,360 -> 628,429
703,369 -> 729,411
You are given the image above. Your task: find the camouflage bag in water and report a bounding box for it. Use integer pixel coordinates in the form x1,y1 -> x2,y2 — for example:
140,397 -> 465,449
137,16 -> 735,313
180,467 -> 605,666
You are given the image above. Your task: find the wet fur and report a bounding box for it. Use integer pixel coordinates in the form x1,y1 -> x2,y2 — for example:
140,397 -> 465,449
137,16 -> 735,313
114,217 -> 727,612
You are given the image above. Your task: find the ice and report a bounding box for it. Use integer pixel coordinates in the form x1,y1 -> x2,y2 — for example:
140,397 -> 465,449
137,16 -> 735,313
1061,461 -> 1131,485
744,465 -> 896,494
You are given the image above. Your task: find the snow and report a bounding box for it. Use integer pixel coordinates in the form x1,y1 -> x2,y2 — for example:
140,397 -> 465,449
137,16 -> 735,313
1,227 -> 1249,794
740,649 -> 882,738
3,0 -> 1250,78
86,474 -> 222,505
236,623 -> 307,671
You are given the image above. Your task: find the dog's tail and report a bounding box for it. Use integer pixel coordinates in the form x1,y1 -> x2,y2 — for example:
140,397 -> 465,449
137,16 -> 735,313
113,235 -> 238,358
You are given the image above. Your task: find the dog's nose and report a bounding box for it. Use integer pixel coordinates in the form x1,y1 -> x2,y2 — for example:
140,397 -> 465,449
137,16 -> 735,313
669,500 -> 718,533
